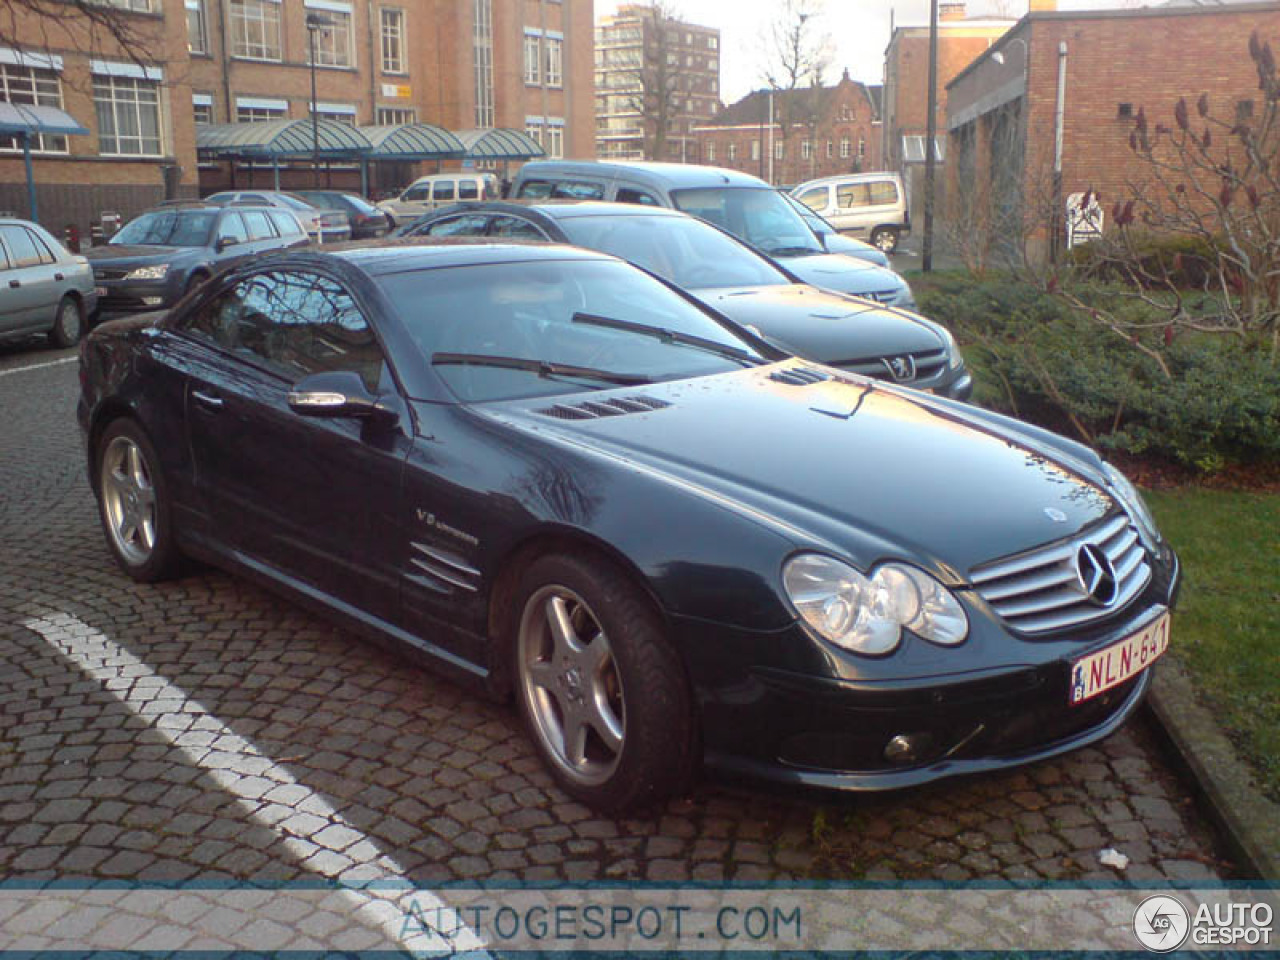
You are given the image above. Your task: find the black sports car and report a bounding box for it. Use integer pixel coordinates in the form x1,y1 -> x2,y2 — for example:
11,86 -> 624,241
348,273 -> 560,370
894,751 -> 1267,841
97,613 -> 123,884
78,241 -> 1179,814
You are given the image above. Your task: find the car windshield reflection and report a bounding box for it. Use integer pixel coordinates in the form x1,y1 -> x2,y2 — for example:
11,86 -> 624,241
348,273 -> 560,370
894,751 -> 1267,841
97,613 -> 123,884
669,186 -> 823,257
112,211 -> 217,247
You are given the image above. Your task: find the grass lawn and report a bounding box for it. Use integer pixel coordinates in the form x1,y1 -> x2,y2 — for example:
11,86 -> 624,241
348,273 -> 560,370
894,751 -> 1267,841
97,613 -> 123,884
1146,488 -> 1280,801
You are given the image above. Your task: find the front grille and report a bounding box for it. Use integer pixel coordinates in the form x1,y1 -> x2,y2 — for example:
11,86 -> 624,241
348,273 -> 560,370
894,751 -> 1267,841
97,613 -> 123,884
839,348 -> 947,384
969,513 -> 1151,635
861,288 -> 898,304
537,395 -> 670,420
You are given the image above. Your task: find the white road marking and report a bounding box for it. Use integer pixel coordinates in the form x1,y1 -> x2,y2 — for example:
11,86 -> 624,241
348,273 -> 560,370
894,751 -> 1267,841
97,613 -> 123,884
24,611 -> 488,957
0,355 -> 77,378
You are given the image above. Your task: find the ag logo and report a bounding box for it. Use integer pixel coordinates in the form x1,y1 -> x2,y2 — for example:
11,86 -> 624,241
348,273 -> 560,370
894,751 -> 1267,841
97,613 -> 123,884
1133,895 -> 1190,952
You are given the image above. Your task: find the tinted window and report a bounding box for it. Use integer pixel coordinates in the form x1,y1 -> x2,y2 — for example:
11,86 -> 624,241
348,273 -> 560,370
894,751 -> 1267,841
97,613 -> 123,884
796,186 -> 827,212
616,189 -> 659,206
267,211 -> 304,237
1,226 -> 42,268
490,216 -> 547,240
378,258 -> 763,403
551,181 -> 605,200
671,186 -> 821,257
242,210 -> 276,241
422,215 -> 489,237
216,212 -> 249,245
402,183 -> 431,201
113,211 -> 216,247
183,271 -> 384,390
432,182 -> 456,201
557,214 -> 788,290
458,181 -> 478,200
515,179 -> 554,200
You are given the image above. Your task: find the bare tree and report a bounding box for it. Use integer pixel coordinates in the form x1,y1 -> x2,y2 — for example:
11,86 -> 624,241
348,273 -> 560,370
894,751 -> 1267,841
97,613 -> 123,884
0,0 -> 156,80
617,1 -> 687,162
757,0 -> 833,182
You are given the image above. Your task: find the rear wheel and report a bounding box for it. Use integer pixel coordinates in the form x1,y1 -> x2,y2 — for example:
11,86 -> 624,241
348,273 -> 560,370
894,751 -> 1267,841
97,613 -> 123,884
871,227 -> 899,254
49,295 -> 83,348
97,419 -> 183,582
513,553 -> 695,814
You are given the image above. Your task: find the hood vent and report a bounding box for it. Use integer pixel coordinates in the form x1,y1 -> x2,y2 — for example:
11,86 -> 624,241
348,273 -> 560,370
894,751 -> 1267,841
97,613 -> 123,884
770,366 -> 832,386
537,395 -> 671,420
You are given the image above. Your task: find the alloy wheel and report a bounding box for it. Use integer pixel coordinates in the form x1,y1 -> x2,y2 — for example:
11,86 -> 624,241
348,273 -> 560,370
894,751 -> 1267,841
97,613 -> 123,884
101,435 -> 157,566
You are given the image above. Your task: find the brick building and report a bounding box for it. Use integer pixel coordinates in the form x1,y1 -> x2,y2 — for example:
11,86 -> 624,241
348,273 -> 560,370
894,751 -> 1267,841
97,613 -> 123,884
881,2 -> 1012,212
689,70 -> 882,187
595,4 -> 720,161
945,0 -> 1280,259
0,0 -> 594,232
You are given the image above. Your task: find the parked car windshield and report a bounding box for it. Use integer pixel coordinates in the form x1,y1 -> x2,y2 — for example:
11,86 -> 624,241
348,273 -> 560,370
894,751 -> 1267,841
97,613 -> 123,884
112,211 -> 217,247
297,191 -> 379,215
669,186 -> 823,258
555,213 -> 790,290
378,258 -> 765,403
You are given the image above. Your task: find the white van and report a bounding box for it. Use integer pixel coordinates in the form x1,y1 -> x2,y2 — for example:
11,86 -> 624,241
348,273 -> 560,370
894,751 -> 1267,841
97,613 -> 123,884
791,172 -> 909,253
377,173 -> 498,226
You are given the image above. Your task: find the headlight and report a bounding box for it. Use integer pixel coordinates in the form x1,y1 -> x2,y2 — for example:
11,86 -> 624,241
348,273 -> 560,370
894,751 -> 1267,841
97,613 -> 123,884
895,281 -> 917,311
1102,462 -> 1161,546
938,325 -> 963,369
782,553 -> 968,656
124,264 -> 169,281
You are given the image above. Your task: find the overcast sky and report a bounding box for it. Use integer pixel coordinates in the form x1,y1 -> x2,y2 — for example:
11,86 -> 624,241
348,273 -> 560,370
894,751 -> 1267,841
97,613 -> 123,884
595,0 -> 1142,103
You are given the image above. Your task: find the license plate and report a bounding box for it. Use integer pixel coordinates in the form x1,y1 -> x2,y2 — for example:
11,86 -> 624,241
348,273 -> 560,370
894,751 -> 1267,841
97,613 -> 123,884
94,286 -> 107,297
1069,611 -> 1170,705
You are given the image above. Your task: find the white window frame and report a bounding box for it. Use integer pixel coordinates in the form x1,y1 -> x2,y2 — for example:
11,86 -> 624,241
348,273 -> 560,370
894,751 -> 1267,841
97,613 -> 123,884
376,105 -> 415,124
473,0 -> 494,128
800,139 -> 811,160
186,0 -> 208,54
94,72 -> 164,157
380,7 -> 404,74
840,136 -> 850,159
544,35 -> 562,88
523,31 -> 541,85
306,4 -> 354,69
546,116 -> 564,159
0,62 -> 69,154
230,0 -> 282,62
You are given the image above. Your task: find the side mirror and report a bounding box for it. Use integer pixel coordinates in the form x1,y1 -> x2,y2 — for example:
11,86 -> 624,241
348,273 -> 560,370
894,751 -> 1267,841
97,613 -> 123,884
287,370 -> 398,425
215,236 -> 240,253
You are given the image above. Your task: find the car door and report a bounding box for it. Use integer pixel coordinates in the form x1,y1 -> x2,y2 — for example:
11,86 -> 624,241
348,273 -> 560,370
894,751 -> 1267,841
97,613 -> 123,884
0,237 -> 18,334
239,209 -> 280,257
211,212 -> 252,268
0,225 -> 60,331
179,267 -> 410,620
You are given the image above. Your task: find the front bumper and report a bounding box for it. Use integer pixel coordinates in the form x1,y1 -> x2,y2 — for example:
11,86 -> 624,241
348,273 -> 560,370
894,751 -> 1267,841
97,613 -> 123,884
92,277 -> 177,316
678,550 -> 1179,793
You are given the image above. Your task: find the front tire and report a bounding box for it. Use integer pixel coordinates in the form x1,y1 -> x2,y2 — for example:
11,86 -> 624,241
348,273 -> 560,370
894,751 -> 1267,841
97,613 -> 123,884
871,227 -> 899,254
513,553 -> 695,814
97,419 -> 183,582
49,295 -> 83,348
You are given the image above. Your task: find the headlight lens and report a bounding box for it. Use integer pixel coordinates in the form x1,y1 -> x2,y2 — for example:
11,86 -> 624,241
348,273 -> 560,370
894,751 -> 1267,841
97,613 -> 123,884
782,553 -> 968,656
1102,462 -> 1161,545
124,264 -> 169,281
895,281 -> 917,311
937,325 -> 963,369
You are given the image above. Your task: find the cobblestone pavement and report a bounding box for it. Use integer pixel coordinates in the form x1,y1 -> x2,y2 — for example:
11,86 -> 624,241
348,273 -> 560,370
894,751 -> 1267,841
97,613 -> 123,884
0,349 -> 1235,891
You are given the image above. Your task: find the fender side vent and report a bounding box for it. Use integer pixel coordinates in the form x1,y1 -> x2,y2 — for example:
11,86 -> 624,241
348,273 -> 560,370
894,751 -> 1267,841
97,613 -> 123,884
770,366 -> 832,386
538,395 -> 671,420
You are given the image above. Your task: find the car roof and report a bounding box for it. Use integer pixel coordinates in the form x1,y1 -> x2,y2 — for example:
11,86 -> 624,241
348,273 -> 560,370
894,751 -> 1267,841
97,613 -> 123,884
322,237 -> 617,275
518,160 -> 770,190
793,171 -> 904,189
431,200 -> 685,222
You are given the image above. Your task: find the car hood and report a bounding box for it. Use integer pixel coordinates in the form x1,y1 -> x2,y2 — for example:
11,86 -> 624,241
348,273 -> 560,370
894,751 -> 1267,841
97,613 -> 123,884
83,245 -> 192,266
694,284 -> 941,364
485,363 -> 1114,579
776,252 -> 905,297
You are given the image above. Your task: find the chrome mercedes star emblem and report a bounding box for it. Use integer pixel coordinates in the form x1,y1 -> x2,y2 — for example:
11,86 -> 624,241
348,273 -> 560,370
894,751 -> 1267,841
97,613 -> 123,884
1075,543 -> 1118,606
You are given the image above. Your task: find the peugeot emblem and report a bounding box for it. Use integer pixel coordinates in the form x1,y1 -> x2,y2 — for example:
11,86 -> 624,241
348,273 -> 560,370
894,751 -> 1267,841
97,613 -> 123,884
883,355 -> 917,382
1075,543 -> 1118,606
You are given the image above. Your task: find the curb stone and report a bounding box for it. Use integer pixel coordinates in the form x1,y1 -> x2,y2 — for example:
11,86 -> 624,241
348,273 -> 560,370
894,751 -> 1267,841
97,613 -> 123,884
1145,658 -> 1280,882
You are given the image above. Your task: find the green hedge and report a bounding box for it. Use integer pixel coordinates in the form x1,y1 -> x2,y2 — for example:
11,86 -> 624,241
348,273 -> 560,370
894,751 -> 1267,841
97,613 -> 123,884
914,273 -> 1280,473
1067,233 -> 1219,289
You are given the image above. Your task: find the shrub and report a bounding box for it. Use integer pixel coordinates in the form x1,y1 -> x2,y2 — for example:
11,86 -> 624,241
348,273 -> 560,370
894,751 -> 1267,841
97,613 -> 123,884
1067,233 -> 1219,290
913,273 -> 1280,472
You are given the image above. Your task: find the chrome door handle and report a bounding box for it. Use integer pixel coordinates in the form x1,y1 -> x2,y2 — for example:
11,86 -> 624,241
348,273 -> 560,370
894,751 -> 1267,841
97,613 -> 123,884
192,390 -> 224,409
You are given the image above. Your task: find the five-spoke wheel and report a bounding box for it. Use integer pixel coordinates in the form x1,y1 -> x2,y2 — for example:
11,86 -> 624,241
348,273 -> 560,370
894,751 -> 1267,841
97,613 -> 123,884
96,420 -> 182,581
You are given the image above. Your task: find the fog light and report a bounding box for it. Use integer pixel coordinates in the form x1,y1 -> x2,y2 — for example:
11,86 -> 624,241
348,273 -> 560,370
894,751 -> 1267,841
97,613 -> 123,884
142,296 -> 163,306
884,733 -> 929,765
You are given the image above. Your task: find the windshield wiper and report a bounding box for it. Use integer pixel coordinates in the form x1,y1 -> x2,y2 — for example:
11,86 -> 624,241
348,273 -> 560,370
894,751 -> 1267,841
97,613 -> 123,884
763,245 -> 823,257
431,352 -> 655,386
571,312 -> 761,366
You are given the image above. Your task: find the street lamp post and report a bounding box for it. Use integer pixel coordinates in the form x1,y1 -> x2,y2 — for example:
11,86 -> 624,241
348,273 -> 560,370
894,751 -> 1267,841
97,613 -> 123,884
305,12 -> 333,187
922,0 -> 939,272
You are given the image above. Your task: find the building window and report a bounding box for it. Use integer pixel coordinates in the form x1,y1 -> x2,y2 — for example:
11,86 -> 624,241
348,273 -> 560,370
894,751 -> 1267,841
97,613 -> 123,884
839,136 -> 850,158
708,35 -> 717,49
800,139 -> 811,160
774,140 -> 783,160
236,99 -> 286,123
545,36 -> 562,87
524,33 -> 540,84
101,0 -> 153,11
858,136 -> 866,159
825,139 -> 832,158
230,0 -> 281,60
94,74 -> 162,157
186,0 -> 207,53
307,8 -> 353,68
316,106 -> 356,125
473,0 -> 494,127
0,64 -> 68,153
193,97 -> 214,124
377,106 -> 415,124
546,121 -> 563,159
727,142 -> 736,161
525,119 -> 543,146
380,8 -> 404,73
750,139 -> 759,160
706,142 -> 715,161
1237,99 -> 1255,121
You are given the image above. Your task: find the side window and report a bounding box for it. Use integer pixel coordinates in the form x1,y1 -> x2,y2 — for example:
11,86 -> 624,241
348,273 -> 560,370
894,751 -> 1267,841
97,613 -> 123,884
550,181 -> 605,200
432,181 -> 456,201
26,229 -> 57,264
483,179 -> 499,199
0,226 -> 42,268
423,214 -> 489,237
796,187 -> 827,212
458,180 -> 479,200
0,238 -> 10,270
216,213 -> 250,246
183,271 -> 384,391
242,210 -> 277,241
268,211 -> 304,238
515,179 -> 554,199
867,181 -> 900,205
490,216 -> 547,240
402,183 -> 430,201
836,183 -> 871,209
616,189 -> 659,206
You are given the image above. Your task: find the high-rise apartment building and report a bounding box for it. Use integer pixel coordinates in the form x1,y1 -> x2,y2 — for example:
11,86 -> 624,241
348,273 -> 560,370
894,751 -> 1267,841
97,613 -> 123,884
594,4 -> 719,161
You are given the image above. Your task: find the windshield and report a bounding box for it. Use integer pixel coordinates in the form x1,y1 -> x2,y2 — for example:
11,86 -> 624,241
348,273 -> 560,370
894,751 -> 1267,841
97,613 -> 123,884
280,193 -> 320,211
557,214 -> 790,290
300,192 -> 378,215
669,186 -> 823,257
112,211 -> 216,247
782,193 -> 834,236
378,258 -> 765,403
